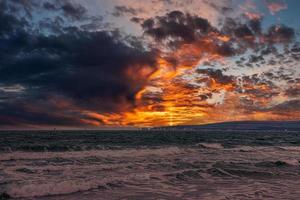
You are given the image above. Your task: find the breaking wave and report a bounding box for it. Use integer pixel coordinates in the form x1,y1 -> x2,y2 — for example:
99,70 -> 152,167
1,131 -> 300,199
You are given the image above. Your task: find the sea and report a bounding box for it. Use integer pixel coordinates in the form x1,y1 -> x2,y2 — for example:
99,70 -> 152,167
0,130 -> 300,200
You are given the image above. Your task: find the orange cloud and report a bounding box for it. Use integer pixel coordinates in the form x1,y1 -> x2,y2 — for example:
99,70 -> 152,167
266,1 -> 287,15
244,12 -> 263,20
74,10 -> 299,128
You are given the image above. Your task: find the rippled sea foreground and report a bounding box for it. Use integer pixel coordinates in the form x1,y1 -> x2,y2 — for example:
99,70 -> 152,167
1,130 -> 300,200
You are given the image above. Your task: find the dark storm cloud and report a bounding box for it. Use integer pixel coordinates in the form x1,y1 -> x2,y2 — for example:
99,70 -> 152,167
112,6 -> 140,17
142,10 -> 212,43
266,25 -> 295,43
130,17 -> 144,24
260,46 -> 278,55
240,99 -> 300,117
4,0 -> 87,21
271,100 -> 300,112
216,43 -> 235,56
61,1 -> 87,20
0,100 -> 84,127
248,18 -> 262,34
196,69 -> 235,85
42,2 -> 56,10
0,2 -> 28,36
38,16 -> 64,34
291,43 -> 300,53
243,88 -> 279,99
141,11 -> 296,59
285,87 -> 300,97
223,18 -> 295,46
42,1 -> 87,20
220,18 -> 261,46
8,0 -> 39,18
249,55 -> 265,64
234,24 -> 254,39
0,3 -> 158,127
0,29 -> 157,107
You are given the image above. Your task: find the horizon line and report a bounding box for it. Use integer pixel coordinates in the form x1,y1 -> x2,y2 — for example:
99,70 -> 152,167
1,120 -> 299,131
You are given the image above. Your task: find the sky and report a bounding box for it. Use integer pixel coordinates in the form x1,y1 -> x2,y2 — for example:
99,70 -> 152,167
0,0 -> 299,129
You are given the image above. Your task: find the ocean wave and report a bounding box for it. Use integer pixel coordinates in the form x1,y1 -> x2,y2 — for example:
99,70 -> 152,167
0,147 -> 184,162
195,143 -> 224,149
256,159 -> 299,167
6,175 -> 149,198
164,169 -> 204,181
2,140 -> 300,200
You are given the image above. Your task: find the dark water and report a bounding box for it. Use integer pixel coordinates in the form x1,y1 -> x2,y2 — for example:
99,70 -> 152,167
1,130 -> 300,152
0,130 -> 300,199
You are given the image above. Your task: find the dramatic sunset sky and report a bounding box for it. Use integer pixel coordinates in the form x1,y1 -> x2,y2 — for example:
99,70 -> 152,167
0,0 -> 299,128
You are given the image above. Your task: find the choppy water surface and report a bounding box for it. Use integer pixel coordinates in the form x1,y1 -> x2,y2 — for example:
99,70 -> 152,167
0,130 -> 300,200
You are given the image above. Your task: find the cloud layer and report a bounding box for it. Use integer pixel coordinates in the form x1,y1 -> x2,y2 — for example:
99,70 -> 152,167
0,0 -> 299,128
